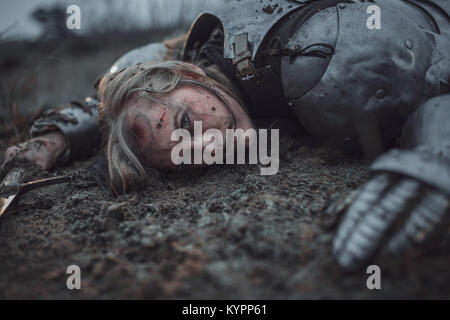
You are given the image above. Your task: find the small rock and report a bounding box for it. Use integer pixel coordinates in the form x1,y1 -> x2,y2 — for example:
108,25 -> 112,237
106,202 -> 128,221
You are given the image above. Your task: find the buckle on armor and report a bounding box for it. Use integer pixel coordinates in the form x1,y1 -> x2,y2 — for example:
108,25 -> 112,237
232,33 -> 256,79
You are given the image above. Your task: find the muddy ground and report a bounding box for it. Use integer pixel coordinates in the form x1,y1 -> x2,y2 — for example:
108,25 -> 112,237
1,33 -> 450,300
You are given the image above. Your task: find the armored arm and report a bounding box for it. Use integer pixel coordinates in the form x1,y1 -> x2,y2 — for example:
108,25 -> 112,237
30,97 -> 101,164
372,95 -> 450,195
333,96 -> 450,269
28,41 -> 171,165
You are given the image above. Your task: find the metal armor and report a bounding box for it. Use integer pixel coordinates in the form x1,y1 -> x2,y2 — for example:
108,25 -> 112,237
184,0 -> 450,144
107,42 -> 166,75
31,97 -> 101,163
281,0 -> 450,146
333,95 -> 450,268
184,0 -> 450,268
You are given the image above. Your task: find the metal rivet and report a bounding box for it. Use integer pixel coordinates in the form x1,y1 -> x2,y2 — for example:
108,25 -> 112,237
375,89 -> 387,99
375,89 -> 386,99
405,39 -> 413,49
338,3 -> 346,9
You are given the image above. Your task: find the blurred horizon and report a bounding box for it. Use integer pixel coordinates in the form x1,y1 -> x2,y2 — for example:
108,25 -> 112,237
0,0 -> 221,42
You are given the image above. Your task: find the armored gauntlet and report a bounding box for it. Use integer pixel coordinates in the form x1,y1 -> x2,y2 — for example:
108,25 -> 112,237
333,96 -> 450,269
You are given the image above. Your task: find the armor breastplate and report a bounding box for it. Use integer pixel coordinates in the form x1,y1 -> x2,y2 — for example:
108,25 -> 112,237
283,1 -> 450,147
183,0 -> 450,148
182,0 -> 345,118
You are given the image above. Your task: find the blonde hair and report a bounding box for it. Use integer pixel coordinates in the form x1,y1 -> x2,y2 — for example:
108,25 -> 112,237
97,61 -> 245,195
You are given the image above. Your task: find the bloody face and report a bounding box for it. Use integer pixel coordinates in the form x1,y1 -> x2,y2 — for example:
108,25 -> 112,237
123,68 -> 253,170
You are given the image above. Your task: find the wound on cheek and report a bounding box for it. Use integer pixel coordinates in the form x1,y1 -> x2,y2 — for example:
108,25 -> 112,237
157,111 -> 167,129
160,111 -> 167,123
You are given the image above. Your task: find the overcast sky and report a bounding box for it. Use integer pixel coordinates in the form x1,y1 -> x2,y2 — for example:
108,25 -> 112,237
0,0 -> 220,40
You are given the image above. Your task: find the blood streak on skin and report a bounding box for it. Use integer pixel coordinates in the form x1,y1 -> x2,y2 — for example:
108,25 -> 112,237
157,111 -> 167,129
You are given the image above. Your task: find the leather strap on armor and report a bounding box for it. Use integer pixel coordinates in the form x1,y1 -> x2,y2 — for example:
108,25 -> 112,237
232,33 -> 256,79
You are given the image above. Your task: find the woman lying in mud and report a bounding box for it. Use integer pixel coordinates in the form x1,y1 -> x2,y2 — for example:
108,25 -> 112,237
2,0 -> 450,270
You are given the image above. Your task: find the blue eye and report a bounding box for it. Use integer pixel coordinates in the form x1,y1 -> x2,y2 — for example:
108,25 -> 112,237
181,112 -> 190,130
